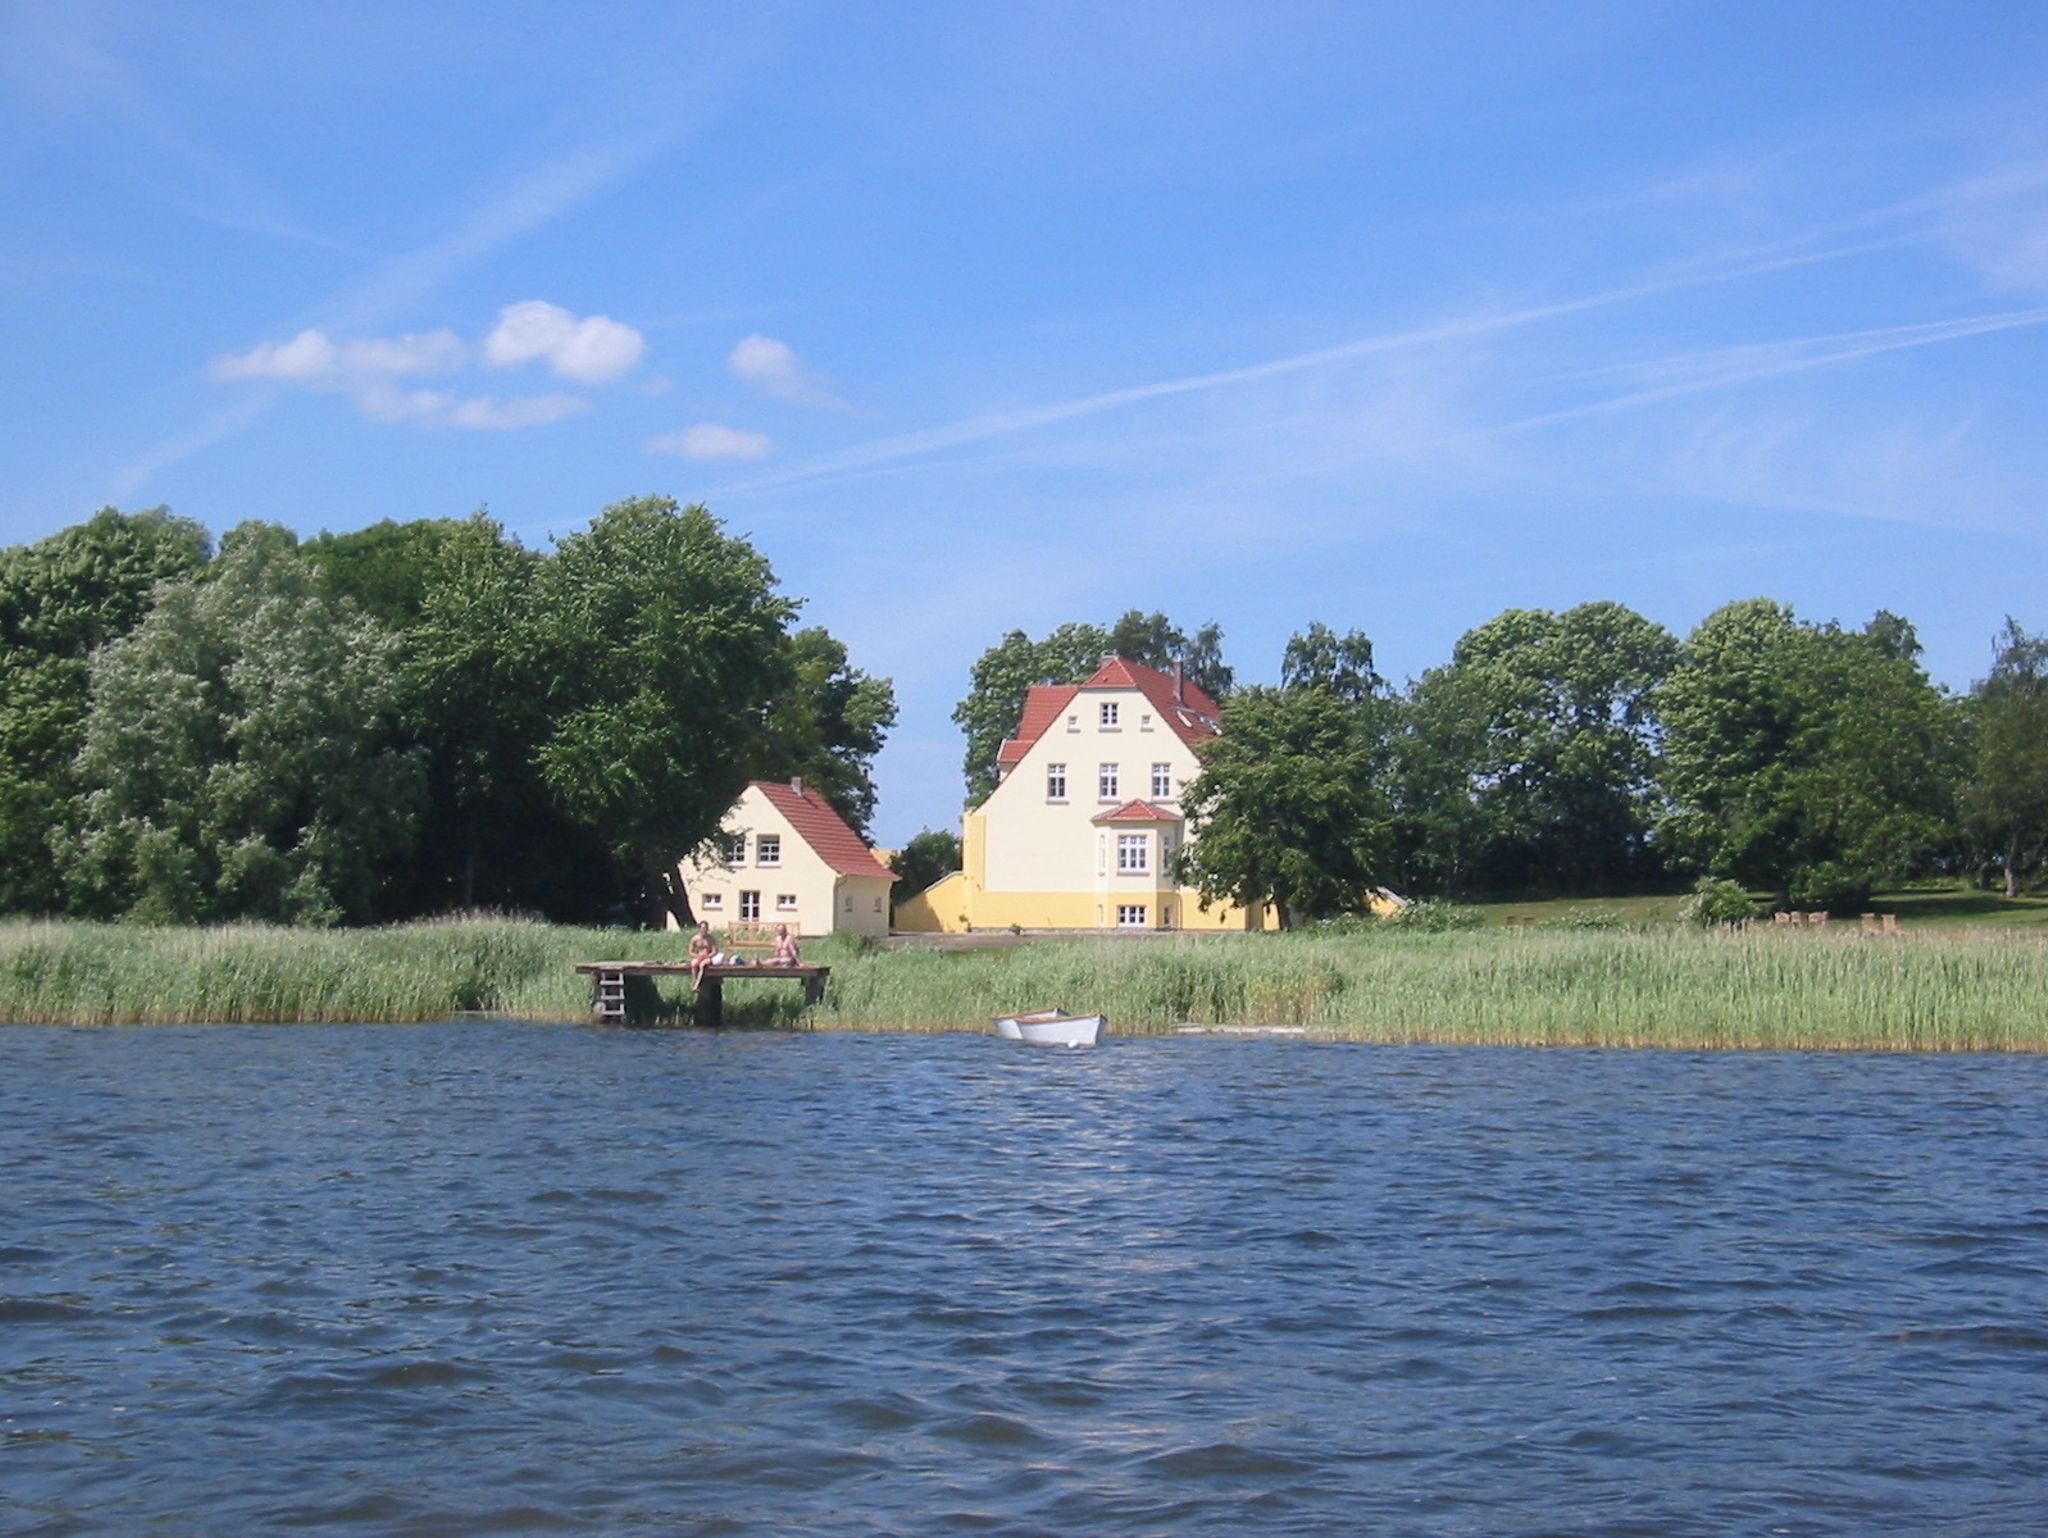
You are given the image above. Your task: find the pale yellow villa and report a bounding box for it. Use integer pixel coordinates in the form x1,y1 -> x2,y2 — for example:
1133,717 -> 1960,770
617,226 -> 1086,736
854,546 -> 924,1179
897,656 -> 1275,933
676,779 -> 896,939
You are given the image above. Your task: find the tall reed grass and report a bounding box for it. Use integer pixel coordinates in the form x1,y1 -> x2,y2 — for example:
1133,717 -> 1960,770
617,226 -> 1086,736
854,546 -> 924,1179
4,919 -> 2045,1051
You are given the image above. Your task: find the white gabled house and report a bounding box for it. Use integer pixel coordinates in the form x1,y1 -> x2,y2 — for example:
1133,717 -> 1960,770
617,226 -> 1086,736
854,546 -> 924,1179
676,778 -> 895,938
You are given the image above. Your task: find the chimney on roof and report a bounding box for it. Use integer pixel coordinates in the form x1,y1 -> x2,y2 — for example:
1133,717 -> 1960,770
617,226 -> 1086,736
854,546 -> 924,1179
1174,659 -> 1185,704
1101,652 -> 1117,667
791,776 -> 805,798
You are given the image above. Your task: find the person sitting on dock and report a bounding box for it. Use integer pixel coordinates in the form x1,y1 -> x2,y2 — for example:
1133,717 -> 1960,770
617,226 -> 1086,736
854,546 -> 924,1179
688,922 -> 718,986
770,924 -> 801,967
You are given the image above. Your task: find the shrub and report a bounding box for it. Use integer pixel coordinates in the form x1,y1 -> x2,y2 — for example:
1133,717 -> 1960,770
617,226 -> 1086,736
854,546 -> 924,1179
1377,898 -> 1482,932
1678,877 -> 1758,927
1539,906 -> 1627,931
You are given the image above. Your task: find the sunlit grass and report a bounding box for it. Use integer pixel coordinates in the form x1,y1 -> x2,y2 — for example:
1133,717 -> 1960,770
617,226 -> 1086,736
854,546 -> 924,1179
4,918 -> 2046,1052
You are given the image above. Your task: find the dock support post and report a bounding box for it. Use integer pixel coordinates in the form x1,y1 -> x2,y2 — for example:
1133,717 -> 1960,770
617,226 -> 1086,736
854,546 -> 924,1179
697,975 -> 723,1028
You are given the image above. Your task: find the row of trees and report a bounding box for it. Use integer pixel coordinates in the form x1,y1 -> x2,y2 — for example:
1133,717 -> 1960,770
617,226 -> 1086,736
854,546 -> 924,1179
1,501 -> 894,927
951,602 -> 2047,925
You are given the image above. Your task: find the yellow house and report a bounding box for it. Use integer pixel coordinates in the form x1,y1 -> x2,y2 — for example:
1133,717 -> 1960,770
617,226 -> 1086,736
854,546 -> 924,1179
900,656 -> 1272,933
676,779 -> 895,939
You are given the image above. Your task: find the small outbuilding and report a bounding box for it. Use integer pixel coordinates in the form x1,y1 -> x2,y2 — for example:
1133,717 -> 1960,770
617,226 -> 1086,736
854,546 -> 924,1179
676,779 -> 895,939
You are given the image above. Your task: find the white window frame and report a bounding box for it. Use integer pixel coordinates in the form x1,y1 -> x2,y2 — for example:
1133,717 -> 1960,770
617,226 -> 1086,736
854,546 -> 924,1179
724,834 -> 747,866
776,893 -> 798,911
739,891 -> 761,921
1117,904 -> 1148,928
1117,833 -> 1148,873
1099,763 -> 1119,801
756,833 -> 780,867
1151,762 -> 1173,799
1066,714 -> 1079,732
1046,762 -> 1067,801
1100,701 -> 1120,730
702,891 -> 724,910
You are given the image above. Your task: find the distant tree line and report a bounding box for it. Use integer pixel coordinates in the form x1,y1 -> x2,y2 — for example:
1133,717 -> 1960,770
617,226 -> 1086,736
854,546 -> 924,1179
1,500 -> 894,927
953,603 -> 2048,926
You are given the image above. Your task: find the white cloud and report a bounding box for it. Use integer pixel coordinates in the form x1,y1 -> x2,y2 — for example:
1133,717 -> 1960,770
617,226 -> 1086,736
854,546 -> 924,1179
727,333 -> 842,407
483,300 -> 645,382
647,422 -> 773,460
356,382 -> 589,430
209,327 -> 465,384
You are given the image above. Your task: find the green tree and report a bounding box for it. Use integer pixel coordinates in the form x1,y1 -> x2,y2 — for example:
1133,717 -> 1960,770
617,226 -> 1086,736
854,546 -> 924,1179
0,508 -> 210,913
528,496 -> 798,928
1282,621 -> 1383,705
391,511 -> 589,915
1962,619 -> 2048,898
64,524 -> 422,924
1178,685 -> 1392,926
1395,603 -> 1678,895
302,517 -> 469,625
758,627 -> 897,837
890,828 -> 961,900
1104,610 -> 1233,698
1658,600 -> 1958,907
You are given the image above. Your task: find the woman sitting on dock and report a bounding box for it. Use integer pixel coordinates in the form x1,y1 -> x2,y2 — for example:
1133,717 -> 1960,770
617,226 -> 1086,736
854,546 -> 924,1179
770,924 -> 800,967
688,923 -> 718,986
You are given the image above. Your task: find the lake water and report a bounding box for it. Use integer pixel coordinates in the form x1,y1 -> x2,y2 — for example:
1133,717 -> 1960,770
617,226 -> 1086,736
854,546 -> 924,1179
4,1024 -> 2046,1537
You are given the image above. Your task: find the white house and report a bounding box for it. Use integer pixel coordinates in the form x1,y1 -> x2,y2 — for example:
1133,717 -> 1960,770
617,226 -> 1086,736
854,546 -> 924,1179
676,779 -> 895,939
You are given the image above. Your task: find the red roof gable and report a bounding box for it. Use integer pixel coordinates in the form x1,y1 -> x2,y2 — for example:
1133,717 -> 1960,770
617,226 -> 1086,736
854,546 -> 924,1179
1080,656 -> 1222,724
751,780 -> 895,882
1091,799 -> 1184,825
992,658 -> 1221,777
995,683 -> 1079,767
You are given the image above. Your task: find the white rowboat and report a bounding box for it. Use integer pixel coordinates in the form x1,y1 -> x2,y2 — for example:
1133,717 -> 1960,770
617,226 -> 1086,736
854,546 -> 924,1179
993,1009 -> 1104,1047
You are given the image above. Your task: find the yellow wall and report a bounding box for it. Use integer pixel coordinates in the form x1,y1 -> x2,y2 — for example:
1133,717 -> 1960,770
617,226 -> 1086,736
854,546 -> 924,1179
892,870 -> 971,933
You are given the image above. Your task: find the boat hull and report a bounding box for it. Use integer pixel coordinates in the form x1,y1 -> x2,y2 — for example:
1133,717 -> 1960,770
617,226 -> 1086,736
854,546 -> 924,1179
992,1007 -> 1068,1041
1009,1013 -> 1104,1048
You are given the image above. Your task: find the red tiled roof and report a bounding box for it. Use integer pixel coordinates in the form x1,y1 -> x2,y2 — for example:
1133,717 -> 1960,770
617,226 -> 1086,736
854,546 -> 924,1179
995,683 -> 1080,767
751,780 -> 895,882
993,658 -> 1222,777
1091,799 -> 1184,825
1080,656 -> 1222,725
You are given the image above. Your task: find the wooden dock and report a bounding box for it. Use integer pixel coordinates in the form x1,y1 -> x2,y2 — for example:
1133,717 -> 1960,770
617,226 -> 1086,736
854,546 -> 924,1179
572,960 -> 829,1026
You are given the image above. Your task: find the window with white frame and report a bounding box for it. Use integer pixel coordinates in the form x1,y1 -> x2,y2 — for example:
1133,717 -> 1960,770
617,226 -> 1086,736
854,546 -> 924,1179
725,834 -> 747,866
872,896 -> 883,912
843,893 -> 853,912
1140,713 -> 1153,731
1117,904 -> 1148,928
740,891 -> 761,921
1098,762 -> 1119,801
1151,762 -> 1173,798
702,891 -> 724,909
776,893 -> 797,911
1117,833 -> 1148,872
756,834 -> 780,867
1066,714 -> 1079,732
1046,762 -> 1067,801
1100,701 -> 1120,729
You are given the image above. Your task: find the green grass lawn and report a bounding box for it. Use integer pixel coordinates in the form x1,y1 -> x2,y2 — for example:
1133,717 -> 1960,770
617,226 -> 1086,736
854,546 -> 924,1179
1467,882 -> 2048,930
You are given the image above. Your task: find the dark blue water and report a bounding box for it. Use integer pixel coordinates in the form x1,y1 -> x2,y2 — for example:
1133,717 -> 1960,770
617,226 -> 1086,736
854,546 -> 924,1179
4,1025 -> 2046,1537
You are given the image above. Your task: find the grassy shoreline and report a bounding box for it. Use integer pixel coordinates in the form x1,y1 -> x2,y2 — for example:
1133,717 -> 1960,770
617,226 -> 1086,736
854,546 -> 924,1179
4,917 -> 2047,1052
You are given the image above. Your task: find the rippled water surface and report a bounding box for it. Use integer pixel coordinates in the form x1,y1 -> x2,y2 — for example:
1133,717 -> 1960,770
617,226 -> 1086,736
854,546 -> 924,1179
5,1024 -> 2047,1536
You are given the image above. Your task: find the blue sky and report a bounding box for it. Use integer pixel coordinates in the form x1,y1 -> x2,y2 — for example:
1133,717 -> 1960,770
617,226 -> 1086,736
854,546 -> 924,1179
5,2 -> 2047,846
